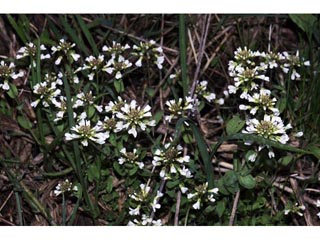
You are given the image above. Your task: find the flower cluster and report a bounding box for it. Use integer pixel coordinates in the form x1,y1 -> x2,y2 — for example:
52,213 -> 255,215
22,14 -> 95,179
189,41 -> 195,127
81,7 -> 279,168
164,96 -> 194,123
187,182 -> 219,210
65,117 -> 109,147
53,179 -> 78,196
118,148 -> 144,169
152,143 -> 192,180
115,100 -> 156,138
0,60 -> 24,91
127,183 -> 163,225
22,39 -> 159,146
51,39 -> 80,65
195,80 -> 224,105
132,40 -> 164,69
284,202 -> 305,217
228,47 -> 309,159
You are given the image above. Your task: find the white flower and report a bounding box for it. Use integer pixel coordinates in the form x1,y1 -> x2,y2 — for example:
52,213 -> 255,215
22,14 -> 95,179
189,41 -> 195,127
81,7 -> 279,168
103,55 -> 132,79
192,199 -> 201,210
316,200 -> 320,208
116,100 -> 155,138
151,200 -> 161,212
284,209 -> 290,215
165,97 -> 194,122
179,185 -> 188,194
64,118 -> 109,146
129,205 -> 141,216
248,152 -> 258,162
243,115 -> 290,144
228,85 -> 237,94
294,131 -> 304,138
152,219 -> 162,226
268,150 -> 275,159
51,39 -> 79,65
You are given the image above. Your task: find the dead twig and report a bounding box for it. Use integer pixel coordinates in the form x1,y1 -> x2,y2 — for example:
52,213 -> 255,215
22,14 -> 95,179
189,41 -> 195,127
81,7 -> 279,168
229,190 -> 240,226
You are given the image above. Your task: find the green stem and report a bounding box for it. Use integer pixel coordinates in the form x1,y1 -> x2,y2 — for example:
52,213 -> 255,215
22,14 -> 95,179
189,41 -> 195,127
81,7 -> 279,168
62,193 -> 67,226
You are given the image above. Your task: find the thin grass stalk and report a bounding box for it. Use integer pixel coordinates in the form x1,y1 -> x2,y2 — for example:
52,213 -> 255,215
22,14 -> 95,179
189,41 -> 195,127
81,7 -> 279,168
62,193 -> 67,226
68,198 -> 81,226
14,192 -> 23,226
179,14 -> 188,98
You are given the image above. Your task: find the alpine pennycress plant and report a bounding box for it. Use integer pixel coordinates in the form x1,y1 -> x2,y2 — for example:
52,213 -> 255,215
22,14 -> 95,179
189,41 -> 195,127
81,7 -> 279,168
1,34 -> 319,226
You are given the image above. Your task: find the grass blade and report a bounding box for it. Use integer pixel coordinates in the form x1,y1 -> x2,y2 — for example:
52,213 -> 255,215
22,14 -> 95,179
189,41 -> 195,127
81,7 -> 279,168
6,14 -> 28,43
175,118 -> 214,188
179,14 -> 188,98
75,15 -> 99,56
59,15 -> 89,56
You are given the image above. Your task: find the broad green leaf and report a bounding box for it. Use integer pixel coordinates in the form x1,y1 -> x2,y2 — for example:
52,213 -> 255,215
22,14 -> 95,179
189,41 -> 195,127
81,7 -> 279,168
153,110 -> 164,125
106,176 -> 113,193
277,97 -> 287,114
221,170 -> 239,194
226,115 -> 245,135
238,174 -> 256,189
87,163 -> 100,182
7,83 -> 18,99
146,87 -> 155,98
216,201 -> 226,218
17,115 -> 32,130
252,197 -> 266,210
278,155 -> 293,166
114,79 -> 124,93
87,105 -> 96,119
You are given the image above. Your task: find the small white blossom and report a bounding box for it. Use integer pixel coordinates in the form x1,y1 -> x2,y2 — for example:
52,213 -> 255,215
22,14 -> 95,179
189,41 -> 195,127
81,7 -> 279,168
65,118 -> 109,146
115,100 -> 155,138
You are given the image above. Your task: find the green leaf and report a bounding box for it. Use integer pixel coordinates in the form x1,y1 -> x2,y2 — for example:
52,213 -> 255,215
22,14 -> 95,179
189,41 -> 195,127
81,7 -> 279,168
7,83 -> 18,99
72,183 -> 82,199
211,133 -> 314,159
128,165 -> 138,176
75,15 -> 99,56
87,105 -> 96,119
6,15 -> 28,43
289,14 -> 316,37
216,201 -> 226,218
278,155 -> 293,166
252,197 -> 266,210
179,14 -> 188,98
114,79 -> 124,93
113,162 -> 125,176
238,174 -> 256,189
277,98 -> 287,114
166,180 -> 180,189
153,110 -> 164,125
221,170 -> 239,194
17,115 -> 32,130
87,163 -> 100,182
106,176 -> 113,193
226,115 -> 245,136
146,87 -> 155,98
182,132 -> 193,144
307,145 -> 320,160
175,118 -> 214,188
